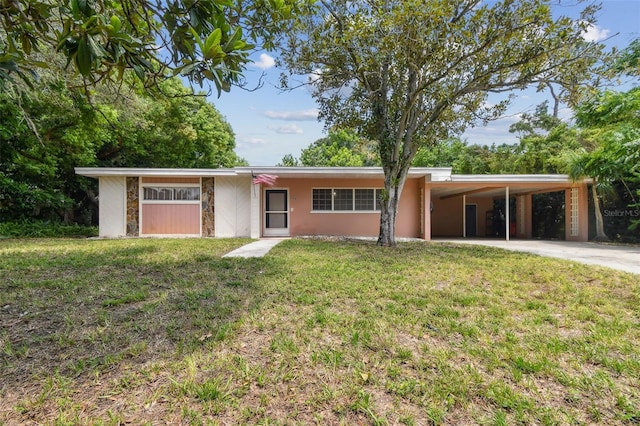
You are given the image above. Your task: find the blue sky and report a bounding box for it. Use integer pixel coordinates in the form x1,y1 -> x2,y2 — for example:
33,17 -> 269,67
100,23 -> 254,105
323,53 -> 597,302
211,1 -> 640,166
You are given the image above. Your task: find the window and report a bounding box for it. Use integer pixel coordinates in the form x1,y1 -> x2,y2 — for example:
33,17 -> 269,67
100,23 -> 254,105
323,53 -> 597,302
312,189 -> 332,210
312,188 -> 382,212
334,189 -> 353,210
143,186 -> 200,201
355,189 -> 375,211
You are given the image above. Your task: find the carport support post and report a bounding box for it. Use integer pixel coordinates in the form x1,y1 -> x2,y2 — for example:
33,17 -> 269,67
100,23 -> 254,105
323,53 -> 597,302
462,194 -> 467,238
423,185 -> 432,241
505,186 -> 510,241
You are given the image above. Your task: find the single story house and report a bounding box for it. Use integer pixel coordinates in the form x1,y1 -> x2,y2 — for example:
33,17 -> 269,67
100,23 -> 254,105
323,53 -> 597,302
74,166 -> 590,241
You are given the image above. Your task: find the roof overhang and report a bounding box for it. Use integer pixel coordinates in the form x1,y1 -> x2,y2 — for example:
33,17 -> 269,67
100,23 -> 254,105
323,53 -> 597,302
75,166 -> 454,181
75,167 -> 237,178
431,175 -> 592,199
234,166 -> 453,180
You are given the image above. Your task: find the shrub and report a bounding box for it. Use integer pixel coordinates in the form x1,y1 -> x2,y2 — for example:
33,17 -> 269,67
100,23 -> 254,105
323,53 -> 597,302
0,221 -> 98,238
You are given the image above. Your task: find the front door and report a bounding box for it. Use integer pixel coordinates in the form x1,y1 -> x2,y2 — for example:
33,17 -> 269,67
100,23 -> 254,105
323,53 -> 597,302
465,204 -> 477,237
264,189 -> 289,237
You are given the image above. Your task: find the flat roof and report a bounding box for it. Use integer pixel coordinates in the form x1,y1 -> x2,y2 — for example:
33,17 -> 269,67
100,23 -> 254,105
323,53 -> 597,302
75,167 -> 237,177
74,167 -> 591,191
234,166 -> 453,180
75,166 -> 454,180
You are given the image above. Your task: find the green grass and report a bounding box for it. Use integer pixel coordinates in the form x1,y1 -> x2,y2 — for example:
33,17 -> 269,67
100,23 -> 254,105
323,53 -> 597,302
0,238 -> 638,425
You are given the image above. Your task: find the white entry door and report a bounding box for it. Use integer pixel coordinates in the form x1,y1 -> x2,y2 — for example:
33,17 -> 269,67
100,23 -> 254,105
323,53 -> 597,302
263,189 -> 289,236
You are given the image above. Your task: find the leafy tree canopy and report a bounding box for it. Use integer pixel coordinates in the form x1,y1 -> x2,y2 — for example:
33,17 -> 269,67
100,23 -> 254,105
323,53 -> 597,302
0,0 -> 308,95
279,128 -> 379,167
613,37 -> 640,77
0,58 -> 240,223
571,87 -> 640,189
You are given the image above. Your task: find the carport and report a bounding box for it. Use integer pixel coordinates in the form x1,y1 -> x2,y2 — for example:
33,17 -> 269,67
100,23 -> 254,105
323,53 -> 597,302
427,175 -> 591,242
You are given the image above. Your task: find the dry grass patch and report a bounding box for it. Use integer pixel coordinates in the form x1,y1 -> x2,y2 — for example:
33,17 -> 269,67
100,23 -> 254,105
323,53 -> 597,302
1,238 -> 638,425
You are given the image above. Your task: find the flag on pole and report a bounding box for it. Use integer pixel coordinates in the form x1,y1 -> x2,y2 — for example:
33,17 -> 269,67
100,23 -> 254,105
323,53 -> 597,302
252,174 -> 278,186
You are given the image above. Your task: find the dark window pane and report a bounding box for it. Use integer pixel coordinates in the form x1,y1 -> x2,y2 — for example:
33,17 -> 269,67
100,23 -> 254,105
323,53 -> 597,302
313,189 -> 332,210
355,189 -> 374,210
334,189 -> 353,211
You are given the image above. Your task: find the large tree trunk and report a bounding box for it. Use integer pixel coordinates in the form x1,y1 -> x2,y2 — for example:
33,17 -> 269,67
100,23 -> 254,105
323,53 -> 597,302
377,164 -> 410,246
591,181 -> 610,242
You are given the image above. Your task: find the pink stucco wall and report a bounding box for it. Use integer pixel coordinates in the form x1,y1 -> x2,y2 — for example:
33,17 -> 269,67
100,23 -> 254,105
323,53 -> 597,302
431,196 -> 492,237
273,177 -> 423,238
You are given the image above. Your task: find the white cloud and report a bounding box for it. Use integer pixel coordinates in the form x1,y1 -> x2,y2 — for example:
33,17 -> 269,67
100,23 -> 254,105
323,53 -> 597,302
252,53 -> 276,70
238,137 -> 268,146
270,124 -> 304,134
263,109 -> 319,121
581,23 -> 610,42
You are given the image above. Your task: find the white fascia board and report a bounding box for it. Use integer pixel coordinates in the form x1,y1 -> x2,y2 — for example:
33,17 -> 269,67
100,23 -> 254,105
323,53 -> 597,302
450,174 -> 591,184
234,166 -> 453,180
75,167 -> 237,178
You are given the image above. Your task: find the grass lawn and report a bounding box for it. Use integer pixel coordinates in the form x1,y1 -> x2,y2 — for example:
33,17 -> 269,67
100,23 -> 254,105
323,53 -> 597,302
0,238 -> 638,425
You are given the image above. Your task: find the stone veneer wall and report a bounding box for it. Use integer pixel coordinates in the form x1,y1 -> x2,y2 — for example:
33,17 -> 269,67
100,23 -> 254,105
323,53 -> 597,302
202,177 -> 215,237
126,177 -> 139,236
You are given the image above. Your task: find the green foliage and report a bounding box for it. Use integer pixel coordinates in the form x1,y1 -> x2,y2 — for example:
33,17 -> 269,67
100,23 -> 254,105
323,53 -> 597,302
0,0 -> 308,95
0,220 -> 97,238
0,56 -> 239,223
613,38 -> 640,77
561,84 -> 640,239
280,128 -> 379,167
412,139 -> 470,171
570,87 -> 640,231
278,153 -> 300,167
412,107 -> 581,175
509,102 -> 562,138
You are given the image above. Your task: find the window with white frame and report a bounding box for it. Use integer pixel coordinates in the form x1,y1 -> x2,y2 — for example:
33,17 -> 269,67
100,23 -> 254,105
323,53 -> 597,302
312,188 -> 382,212
143,186 -> 200,201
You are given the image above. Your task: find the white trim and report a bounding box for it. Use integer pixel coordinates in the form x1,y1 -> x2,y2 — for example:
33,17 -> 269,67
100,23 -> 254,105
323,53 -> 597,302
451,174 -> 591,183
310,211 -> 381,214
122,177 -> 127,236
141,200 -> 201,205
505,186 -> 510,241
236,166 -> 452,180
263,188 -> 290,237
76,166 -> 591,185
250,182 -> 261,238
199,177 -> 203,237
76,166 -> 451,179
138,176 -> 143,236
76,167 -> 236,177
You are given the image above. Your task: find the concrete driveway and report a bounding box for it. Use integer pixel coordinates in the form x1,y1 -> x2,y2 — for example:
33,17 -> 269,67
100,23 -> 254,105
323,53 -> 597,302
436,239 -> 640,275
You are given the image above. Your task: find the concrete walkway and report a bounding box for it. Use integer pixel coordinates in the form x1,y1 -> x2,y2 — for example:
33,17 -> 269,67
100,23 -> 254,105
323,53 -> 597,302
437,239 -> 640,275
222,238 -> 287,258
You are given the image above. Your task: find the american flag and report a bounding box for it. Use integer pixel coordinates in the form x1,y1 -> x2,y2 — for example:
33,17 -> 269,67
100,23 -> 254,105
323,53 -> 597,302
252,174 -> 278,186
